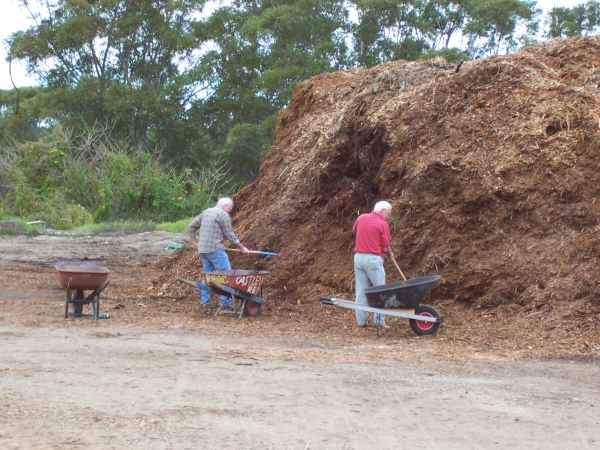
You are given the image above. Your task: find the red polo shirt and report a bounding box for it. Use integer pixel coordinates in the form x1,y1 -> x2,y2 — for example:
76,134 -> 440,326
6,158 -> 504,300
353,212 -> 391,255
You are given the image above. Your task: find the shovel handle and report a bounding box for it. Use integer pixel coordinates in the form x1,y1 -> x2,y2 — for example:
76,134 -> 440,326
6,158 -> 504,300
226,248 -> 279,256
389,249 -> 408,281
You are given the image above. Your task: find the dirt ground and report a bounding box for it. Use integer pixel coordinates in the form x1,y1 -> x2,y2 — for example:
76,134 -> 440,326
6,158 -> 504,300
1,232 -> 599,450
0,231 -> 179,266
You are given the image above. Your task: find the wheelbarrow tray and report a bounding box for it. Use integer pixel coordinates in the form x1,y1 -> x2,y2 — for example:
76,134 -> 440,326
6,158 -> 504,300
200,269 -> 269,296
176,272 -> 268,318
54,262 -> 110,291
365,274 -> 441,309
208,282 -> 264,304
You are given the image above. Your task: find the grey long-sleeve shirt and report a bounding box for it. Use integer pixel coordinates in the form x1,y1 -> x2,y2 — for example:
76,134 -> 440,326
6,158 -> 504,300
188,207 -> 240,254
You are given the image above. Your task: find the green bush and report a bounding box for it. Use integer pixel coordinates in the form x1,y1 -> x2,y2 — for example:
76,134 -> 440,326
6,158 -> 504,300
222,118 -> 275,182
37,193 -> 93,229
0,217 -> 43,236
0,126 -> 230,228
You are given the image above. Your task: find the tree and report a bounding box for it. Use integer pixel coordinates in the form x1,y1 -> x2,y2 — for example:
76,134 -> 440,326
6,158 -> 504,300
352,0 -> 537,66
3,0 -> 551,188
463,0 -> 538,56
8,0 -> 201,154
353,0 -> 448,66
0,87 -> 45,142
190,0 -> 350,180
547,1 -> 600,38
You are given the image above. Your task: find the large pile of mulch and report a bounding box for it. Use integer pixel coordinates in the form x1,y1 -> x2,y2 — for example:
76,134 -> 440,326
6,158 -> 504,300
154,37 -> 600,356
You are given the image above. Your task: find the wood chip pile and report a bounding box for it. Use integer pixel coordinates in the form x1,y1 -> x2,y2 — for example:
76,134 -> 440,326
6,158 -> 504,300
154,37 -> 600,356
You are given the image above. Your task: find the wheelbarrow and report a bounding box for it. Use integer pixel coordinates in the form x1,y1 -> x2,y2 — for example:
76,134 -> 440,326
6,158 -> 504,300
177,269 -> 269,319
55,260 -> 110,320
321,274 -> 443,336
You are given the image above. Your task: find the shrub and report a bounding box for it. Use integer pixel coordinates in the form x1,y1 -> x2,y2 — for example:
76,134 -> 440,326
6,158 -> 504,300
0,125 -> 231,228
36,193 -> 93,229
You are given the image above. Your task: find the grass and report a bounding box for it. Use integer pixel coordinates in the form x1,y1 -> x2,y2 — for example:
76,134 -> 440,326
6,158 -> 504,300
73,218 -> 191,234
156,217 -> 191,233
0,213 -> 190,236
0,216 -> 44,236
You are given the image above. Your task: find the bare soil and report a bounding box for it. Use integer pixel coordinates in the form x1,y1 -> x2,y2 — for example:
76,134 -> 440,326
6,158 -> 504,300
1,232 -> 599,449
0,231 -> 178,266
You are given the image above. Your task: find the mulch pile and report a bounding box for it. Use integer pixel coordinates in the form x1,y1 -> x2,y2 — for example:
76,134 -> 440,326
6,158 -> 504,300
154,37 -> 600,357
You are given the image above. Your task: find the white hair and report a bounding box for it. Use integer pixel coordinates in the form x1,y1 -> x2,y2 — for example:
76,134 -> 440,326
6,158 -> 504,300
217,197 -> 234,209
373,200 -> 392,213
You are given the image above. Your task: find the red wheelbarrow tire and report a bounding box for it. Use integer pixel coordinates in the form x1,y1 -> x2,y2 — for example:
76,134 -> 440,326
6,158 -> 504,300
243,300 -> 262,317
409,304 -> 441,336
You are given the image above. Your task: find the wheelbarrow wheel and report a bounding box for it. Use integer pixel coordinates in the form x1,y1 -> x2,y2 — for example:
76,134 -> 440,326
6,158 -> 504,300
409,304 -> 441,336
243,300 -> 262,317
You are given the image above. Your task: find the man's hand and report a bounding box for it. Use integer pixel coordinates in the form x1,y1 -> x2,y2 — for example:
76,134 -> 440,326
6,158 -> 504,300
239,244 -> 250,254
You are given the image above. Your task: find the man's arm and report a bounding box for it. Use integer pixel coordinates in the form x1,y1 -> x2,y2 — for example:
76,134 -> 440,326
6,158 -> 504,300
381,221 -> 391,254
217,211 -> 249,253
187,212 -> 203,242
352,215 -> 360,235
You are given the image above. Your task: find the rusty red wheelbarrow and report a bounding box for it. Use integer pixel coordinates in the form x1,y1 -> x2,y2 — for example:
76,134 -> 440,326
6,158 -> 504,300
178,269 -> 269,319
55,260 -> 110,320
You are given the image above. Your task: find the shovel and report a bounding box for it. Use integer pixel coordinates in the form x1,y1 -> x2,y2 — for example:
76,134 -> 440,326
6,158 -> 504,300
226,248 -> 279,257
388,248 -> 407,281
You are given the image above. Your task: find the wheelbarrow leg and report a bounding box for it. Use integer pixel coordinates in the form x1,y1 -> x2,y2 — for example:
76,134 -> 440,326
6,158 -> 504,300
70,290 -> 84,317
65,288 -> 71,318
84,288 -> 97,320
93,281 -> 109,320
91,293 -> 98,320
91,288 -> 100,320
238,299 -> 246,320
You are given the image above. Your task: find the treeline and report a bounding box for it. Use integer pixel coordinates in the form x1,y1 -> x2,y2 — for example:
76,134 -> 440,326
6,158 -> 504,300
1,0 -> 599,226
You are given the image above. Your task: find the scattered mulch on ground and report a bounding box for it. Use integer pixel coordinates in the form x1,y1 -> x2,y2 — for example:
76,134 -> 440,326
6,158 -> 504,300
1,256 -> 596,361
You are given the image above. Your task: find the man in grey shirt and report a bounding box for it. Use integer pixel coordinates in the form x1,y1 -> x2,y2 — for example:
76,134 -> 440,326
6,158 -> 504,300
188,197 -> 249,307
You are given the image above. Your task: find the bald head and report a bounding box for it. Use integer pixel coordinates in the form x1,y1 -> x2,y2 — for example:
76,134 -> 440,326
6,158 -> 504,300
373,200 -> 392,219
217,197 -> 234,213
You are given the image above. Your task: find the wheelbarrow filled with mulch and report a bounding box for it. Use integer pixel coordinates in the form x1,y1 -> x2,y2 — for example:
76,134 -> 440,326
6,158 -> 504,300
178,269 -> 269,318
55,260 -> 110,320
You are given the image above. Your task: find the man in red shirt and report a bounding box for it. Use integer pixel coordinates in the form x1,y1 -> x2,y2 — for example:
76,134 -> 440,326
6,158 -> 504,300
353,200 -> 392,327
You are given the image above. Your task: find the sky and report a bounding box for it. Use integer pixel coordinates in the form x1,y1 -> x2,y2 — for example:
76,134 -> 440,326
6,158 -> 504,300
0,0 -> 591,90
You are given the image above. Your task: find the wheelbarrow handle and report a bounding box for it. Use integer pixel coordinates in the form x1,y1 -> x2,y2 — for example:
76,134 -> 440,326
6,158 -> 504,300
320,297 -> 334,305
176,277 -> 200,289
